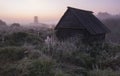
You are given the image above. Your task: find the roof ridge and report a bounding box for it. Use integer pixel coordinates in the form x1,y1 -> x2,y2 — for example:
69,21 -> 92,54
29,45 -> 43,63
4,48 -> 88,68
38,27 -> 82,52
55,7 -> 110,34
67,6 -> 93,13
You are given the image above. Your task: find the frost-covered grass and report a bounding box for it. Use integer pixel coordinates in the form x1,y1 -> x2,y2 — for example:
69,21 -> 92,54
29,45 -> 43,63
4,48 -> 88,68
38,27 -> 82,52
0,26 -> 120,76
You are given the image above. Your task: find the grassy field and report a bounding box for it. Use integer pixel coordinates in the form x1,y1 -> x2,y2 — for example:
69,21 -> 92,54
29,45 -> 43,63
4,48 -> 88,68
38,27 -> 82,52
0,18 -> 120,76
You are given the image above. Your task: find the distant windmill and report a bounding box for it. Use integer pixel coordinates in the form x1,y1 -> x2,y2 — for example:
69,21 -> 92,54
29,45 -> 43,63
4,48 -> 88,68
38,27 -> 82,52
34,16 -> 39,24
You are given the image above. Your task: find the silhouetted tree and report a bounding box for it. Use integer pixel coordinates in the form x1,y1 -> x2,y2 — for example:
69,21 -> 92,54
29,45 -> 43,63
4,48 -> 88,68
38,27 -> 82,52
11,23 -> 21,27
0,20 -> 7,26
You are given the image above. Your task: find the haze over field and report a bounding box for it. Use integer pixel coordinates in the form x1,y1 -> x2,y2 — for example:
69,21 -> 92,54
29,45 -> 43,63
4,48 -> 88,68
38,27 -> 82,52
1,0 -> 120,76
0,0 -> 120,25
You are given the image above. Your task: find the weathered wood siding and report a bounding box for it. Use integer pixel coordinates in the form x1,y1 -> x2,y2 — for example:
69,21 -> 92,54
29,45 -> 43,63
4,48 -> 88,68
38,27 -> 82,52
56,28 -> 105,44
56,28 -> 85,40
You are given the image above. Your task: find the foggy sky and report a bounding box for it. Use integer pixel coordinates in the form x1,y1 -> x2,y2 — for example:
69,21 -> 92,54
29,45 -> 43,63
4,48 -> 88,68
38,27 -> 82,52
0,0 -> 120,24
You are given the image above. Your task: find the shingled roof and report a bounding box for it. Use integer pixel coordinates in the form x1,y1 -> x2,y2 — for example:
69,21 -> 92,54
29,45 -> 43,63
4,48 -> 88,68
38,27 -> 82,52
55,7 -> 110,35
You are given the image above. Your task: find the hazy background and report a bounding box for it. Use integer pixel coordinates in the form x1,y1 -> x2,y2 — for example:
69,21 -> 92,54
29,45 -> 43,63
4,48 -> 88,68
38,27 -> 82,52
0,0 -> 120,25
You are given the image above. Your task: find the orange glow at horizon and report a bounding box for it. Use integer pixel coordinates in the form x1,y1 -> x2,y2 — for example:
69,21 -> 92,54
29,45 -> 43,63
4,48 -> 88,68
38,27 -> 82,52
0,0 -> 120,24
0,0 -> 65,24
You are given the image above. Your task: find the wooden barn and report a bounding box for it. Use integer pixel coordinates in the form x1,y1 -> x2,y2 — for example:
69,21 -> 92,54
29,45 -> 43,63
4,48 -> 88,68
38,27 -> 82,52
55,7 -> 110,44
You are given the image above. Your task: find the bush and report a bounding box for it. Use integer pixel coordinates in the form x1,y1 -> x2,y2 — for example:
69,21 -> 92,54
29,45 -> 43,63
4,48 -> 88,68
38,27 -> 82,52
41,40 -> 94,69
87,69 -> 120,76
4,32 -> 28,46
55,70 -> 70,76
0,47 -> 26,62
26,34 -> 43,45
3,32 -> 43,46
70,52 -> 94,69
91,44 -> 120,69
28,58 -> 55,76
0,64 -> 21,76
41,40 -> 78,61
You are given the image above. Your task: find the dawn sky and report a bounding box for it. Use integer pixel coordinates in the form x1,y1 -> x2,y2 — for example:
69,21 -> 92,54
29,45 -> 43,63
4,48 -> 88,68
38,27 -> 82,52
0,0 -> 120,24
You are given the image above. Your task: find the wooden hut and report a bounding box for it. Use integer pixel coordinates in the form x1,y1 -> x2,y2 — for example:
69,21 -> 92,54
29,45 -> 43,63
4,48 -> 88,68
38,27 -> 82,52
55,7 -> 110,44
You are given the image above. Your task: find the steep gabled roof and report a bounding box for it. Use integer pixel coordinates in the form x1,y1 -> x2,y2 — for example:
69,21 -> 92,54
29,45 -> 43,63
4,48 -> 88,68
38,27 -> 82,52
55,7 -> 110,35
